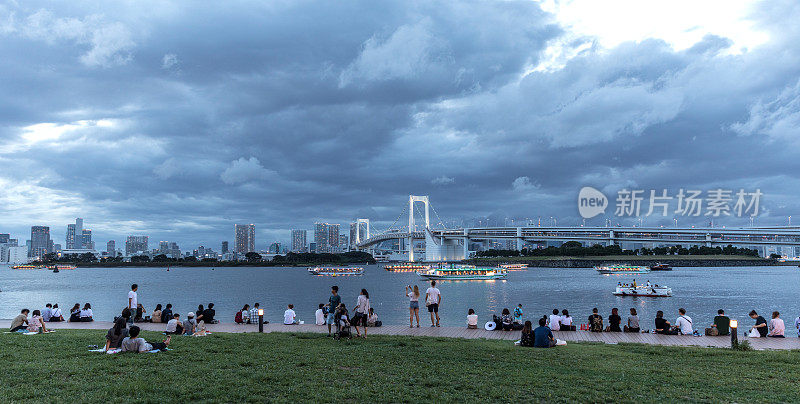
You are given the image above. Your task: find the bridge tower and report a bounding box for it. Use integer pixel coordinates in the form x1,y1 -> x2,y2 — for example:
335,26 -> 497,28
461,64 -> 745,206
353,219 -> 370,251
408,195 -> 430,262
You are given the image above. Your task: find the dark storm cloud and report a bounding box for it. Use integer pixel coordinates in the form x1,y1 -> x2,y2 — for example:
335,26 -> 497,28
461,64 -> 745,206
1,0 -> 799,249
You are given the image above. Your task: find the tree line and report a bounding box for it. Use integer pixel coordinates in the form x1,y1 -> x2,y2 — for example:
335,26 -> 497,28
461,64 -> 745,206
475,241 -> 760,257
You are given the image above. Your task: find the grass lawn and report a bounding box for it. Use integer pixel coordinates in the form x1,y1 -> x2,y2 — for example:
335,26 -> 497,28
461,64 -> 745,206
1,330 -> 798,403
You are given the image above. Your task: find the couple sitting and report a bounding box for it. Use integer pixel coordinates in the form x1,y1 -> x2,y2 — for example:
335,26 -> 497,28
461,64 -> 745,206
519,318 -> 565,348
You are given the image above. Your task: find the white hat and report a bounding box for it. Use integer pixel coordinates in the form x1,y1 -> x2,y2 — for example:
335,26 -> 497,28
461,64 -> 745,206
188,312 -> 195,318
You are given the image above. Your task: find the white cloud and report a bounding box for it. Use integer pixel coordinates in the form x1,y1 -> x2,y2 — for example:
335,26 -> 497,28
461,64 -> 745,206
220,157 -> 276,184
512,176 -> 540,191
431,176 -> 454,185
732,78 -> 800,144
162,53 -> 179,69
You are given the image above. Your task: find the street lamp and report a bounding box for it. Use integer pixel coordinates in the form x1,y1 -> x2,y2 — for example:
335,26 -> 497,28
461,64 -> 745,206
730,319 -> 738,348
258,309 -> 264,333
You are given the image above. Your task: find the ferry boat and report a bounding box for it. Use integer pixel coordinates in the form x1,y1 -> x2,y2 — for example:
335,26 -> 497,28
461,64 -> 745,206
499,263 -> 528,270
307,267 -> 364,276
11,264 -> 42,270
384,264 -> 430,272
46,264 -> 77,270
418,265 -> 507,281
649,263 -> 672,271
613,282 -> 672,297
595,264 -> 650,275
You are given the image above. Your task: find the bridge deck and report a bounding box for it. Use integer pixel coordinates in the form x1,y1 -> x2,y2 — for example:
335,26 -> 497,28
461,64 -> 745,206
7,320 -> 798,351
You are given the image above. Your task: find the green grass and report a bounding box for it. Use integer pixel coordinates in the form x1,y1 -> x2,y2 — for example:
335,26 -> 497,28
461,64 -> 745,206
2,330 -> 800,402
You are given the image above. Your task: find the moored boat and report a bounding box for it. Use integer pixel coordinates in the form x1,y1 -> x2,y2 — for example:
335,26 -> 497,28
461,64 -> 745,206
384,263 -> 430,272
613,282 -> 672,297
418,264 -> 507,280
595,264 -> 650,275
307,266 -> 364,276
649,263 -> 672,271
499,263 -> 528,270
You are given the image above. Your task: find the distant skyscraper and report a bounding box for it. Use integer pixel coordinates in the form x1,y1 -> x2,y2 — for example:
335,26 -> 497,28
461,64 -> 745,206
66,224 -> 76,249
309,242 -> 316,253
314,223 -> 341,253
30,226 -> 51,258
221,241 -> 229,254
291,230 -> 307,252
328,224 -> 340,252
82,229 -> 94,250
125,235 -> 149,256
107,240 -> 116,255
339,235 -> 348,252
234,224 -> 255,254
0,233 -> 9,244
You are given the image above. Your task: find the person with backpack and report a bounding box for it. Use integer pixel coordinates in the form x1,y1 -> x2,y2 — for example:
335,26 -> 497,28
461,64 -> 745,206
588,307 -> 603,332
675,308 -> 693,335
235,304 -> 249,324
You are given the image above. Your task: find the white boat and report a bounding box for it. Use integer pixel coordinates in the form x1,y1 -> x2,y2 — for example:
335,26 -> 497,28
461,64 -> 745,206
613,283 -> 672,297
595,264 -> 650,275
307,267 -> 364,276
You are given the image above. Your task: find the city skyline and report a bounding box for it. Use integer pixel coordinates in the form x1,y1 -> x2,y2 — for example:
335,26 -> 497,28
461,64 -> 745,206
2,1 -> 800,250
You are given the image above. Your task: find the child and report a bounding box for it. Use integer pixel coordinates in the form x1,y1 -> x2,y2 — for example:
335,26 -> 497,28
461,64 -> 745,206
283,304 -> 297,325
315,304 -> 326,326
121,326 -> 171,353
27,310 -> 48,333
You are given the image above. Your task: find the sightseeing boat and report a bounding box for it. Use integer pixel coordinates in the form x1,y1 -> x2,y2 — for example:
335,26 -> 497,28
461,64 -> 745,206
499,263 -> 528,270
649,263 -> 672,271
46,264 -> 77,270
384,263 -> 430,272
418,265 -> 507,281
595,264 -> 650,275
11,264 -> 42,270
307,266 -> 364,276
613,282 -> 672,297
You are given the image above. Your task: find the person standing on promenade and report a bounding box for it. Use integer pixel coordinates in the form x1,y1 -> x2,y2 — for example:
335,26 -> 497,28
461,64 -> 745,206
405,285 -> 420,328
425,280 -> 442,327
327,286 -> 341,336
128,284 -> 138,324
353,289 -> 370,338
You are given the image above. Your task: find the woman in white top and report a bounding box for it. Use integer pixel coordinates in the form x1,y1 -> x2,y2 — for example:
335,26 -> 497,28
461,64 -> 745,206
768,311 -> 785,337
354,289 -> 371,338
548,309 -> 561,331
405,285 -> 420,328
466,308 -> 478,329
80,303 -> 94,322
560,309 -> 574,331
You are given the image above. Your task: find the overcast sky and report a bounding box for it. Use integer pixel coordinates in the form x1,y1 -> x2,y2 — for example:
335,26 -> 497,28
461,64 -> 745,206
1,0 -> 799,249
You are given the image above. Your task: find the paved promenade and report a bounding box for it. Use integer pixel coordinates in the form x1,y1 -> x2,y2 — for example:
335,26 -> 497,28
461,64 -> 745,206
4,319 -> 799,350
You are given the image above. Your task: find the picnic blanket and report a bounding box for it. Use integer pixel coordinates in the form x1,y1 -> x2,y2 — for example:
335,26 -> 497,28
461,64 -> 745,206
88,348 -> 171,354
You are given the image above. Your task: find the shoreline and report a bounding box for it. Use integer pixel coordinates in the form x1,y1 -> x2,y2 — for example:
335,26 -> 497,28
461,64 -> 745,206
469,255 -> 779,268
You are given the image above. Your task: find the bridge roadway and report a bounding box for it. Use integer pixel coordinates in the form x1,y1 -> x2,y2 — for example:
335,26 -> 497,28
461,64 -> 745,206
357,226 -> 800,250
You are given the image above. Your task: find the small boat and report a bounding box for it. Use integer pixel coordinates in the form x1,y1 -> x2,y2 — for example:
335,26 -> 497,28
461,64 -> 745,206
649,263 -> 672,271
595,264 -> 650,275
613,282 -> 672,297
307,267 -> 364,276
499,263 -> 528,270
384,263 -> 430,272
418,264 -> 507,280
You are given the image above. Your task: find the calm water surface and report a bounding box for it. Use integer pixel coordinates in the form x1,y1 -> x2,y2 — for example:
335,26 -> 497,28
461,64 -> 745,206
1,265 -> 798,332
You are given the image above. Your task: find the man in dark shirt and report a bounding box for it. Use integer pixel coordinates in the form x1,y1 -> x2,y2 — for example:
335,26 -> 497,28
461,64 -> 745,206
588,308 -> 603,332
750,310 -> 768,337
327,286 -> 341,336
203,303 -> 217,324
161,304 -> 173,324
654,310 -> 677,334
712,309 -> 730,336
533,318 -> 555,348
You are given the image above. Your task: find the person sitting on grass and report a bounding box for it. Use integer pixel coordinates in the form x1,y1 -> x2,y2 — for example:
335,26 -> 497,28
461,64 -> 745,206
121,326 -> 171,353
69,304 -> 81,322
105,310 -> 130,351
548,309 -> 561,331
466,309 -> 478,329
183,312 -> 197,335
166,313 -> 184,335
654,311 -> 677,335
284,304 -> 297,325
608,308 -> 622,332
27,310 -> 48,333
10,309 -> 29,332
519,320 -> 535,347
50,304 -> 64,322
534,317 -> 556,348
161,304 -> 173,324
80,303 -> 94,322
749,310 -> 768,338
711,309 -> 730,336
588,308 -> 603,332
768,311 -> 785,338
203,303 -> 217,324
135,304 -> 146,323
624,308 -> 640,333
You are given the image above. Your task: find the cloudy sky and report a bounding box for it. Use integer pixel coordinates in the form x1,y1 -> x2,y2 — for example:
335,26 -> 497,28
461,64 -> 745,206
1,0 -> 799,249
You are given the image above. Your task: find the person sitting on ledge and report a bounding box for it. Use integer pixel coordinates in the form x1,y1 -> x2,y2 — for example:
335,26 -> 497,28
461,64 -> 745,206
654,310 -> 677,335
560,309 -> 575,331
135,304 -> 146,323
151,304 -> 162,323
534,318 -> 556,348
367,307 -> 381,327
69,304 -> 81,322
749,310 -> 768,338
161,304 -> 173,324
50,304 -> 64,322
316,304 -> 326,326
675,308 -> 693,335
80,303 -> 94,322
466,309 -> 478,329
608,308 -> 622,332
588,308 -> 603,332
121,326 -> 171,353
519,320 -> 535,347
284,304 -> 297,325
624,308 -> 640,333
548,309 -> 561,331
711,309 -> 730,336
500,308 -> 513,331
768,311 -> 785,338
203,303 -> 217,324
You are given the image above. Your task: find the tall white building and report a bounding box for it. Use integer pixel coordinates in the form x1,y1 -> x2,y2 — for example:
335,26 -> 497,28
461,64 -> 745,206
6,246 -> 29,264
291,229 -> 307,252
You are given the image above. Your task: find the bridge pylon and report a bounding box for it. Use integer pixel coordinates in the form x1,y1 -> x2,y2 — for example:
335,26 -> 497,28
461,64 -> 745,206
408,195 -> 430,262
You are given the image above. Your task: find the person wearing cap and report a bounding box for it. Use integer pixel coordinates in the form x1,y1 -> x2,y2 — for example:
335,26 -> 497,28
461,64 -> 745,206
183,312 -> 197,335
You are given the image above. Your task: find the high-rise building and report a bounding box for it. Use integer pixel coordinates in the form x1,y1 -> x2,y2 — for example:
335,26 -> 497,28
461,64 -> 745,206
221,241 -> 229,254
125,236 -> 149,256
159,241 -> 169,254
234,224 -> 255,254
291,230 -> 307,252
66,218 -> 84,249
314,223 -> 341,253
328,224 -> 340,252
0,233 -> 9,244
82,229 -> 94,250
30,226 -> 51,258
107,240 -> 116,255
339,235 -> 348,252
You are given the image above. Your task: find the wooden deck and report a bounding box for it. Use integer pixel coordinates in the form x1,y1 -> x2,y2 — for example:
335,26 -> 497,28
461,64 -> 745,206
5,319 -> 799,350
